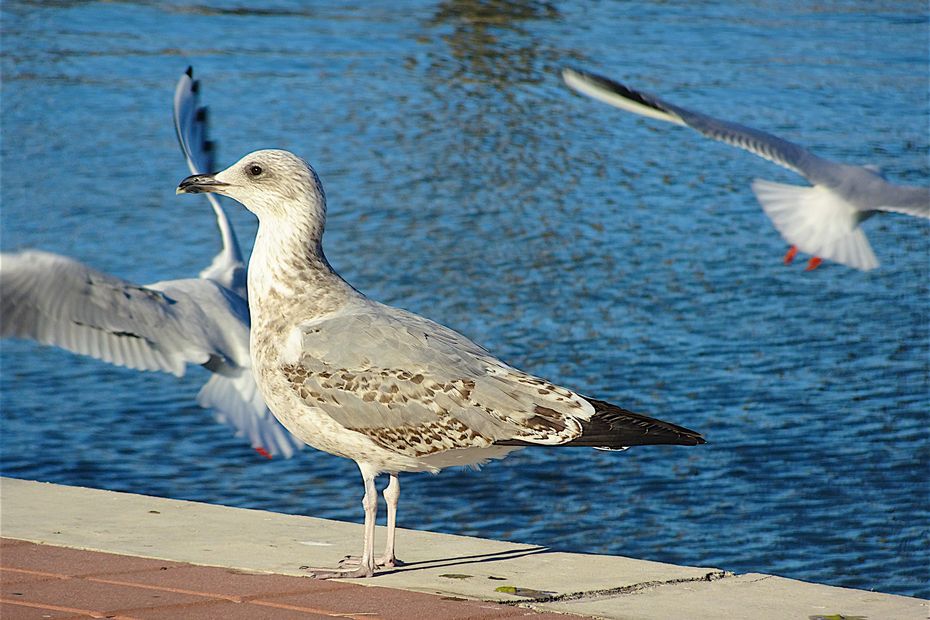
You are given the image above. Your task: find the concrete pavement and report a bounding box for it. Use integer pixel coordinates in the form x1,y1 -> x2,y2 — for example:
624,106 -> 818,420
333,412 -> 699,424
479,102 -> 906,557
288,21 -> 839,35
1,477 -> 925,619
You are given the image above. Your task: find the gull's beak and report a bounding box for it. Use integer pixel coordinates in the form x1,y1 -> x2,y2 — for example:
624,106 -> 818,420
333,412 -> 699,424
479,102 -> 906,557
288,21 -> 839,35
176,173 -> 230,195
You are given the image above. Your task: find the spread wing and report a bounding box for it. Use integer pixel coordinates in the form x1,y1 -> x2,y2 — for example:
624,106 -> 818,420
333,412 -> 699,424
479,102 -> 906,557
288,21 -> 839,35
0,250 -> 241,376
562,67 -> 837,184
173,67 -> 246,297
0,249 -> 301,458
173,67 -> 216,176
281,303 -> 595,458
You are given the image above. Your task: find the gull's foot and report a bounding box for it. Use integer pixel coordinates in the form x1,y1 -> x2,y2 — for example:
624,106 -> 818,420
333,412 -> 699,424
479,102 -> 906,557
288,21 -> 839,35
378,556 -> 404,569
805,256 -> 823,271
301,564 -> 375,579
783,245 -> 799,265
339,554 -> 404,569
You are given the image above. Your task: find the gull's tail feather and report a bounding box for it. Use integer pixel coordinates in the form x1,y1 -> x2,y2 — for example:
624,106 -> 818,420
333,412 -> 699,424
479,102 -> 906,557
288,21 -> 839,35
562,67 -> 686,126
752,179 -> 879,271
197,370 -> 302,459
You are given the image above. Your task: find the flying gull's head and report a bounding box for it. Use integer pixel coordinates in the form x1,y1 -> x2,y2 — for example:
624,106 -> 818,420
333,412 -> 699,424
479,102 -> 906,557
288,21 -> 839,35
177,149 -> 326,221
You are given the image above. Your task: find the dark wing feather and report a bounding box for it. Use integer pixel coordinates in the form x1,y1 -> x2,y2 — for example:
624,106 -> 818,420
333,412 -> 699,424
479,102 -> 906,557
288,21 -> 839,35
572,398 -> 705,447
497,397 -> 705,448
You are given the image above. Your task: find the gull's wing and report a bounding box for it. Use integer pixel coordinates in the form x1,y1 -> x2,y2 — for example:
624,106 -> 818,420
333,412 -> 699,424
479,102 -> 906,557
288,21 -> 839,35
282,302 -> 702,459
173,67 -> 246,297
0,250 -> 233,376
174,67 -> 217,177
562,67 -> 836,183
873,186 -> 930,218
0,249 -> 301,457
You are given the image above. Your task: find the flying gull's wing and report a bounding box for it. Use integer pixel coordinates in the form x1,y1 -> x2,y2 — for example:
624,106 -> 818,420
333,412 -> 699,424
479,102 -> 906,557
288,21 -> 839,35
562,67 -> 834,183
173,67 -> 246,295
0,250 -> 242,377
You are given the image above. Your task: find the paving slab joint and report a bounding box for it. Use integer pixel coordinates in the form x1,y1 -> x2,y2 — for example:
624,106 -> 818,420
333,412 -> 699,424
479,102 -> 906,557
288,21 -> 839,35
496,569 -> 734,606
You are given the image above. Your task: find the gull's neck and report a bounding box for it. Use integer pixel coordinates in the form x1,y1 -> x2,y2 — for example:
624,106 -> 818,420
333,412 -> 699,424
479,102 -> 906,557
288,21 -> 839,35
247,209 -> 358,332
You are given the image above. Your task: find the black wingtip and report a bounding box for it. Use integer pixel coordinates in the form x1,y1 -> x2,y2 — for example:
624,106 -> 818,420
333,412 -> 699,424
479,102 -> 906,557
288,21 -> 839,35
565,67 -> 667,115
185,66 -> 193,78
573,398 -> 706,448
191,79 -> 200,94
494,398 -> 706,450
196,106 -> 208,122
565,66 -> 627,94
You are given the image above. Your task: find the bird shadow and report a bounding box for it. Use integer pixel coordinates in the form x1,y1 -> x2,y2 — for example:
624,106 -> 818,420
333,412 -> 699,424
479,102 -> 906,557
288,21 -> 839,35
377,545 -> 551,576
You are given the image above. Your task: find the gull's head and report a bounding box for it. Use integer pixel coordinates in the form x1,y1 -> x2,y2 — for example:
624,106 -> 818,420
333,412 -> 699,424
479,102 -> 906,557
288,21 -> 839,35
177,149 -> 325,221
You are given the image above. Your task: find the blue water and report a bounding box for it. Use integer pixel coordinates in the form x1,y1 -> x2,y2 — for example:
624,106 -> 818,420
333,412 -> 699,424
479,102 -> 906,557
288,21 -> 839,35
2,0 -> 928,599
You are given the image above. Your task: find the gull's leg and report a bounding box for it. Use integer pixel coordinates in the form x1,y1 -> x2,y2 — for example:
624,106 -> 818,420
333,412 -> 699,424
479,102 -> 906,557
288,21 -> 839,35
805,256 -> 823,271
378,473 -> 402,567
357,469 -> 378,573
783,245 -> 799,265
339,473 -> 403,568
306,464 -> 378,579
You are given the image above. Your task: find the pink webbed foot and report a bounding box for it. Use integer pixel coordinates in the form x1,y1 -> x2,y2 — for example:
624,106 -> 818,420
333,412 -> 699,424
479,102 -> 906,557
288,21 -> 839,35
301,563 -> 375,579
339,554 -> 404,569
378,556 -> 404,569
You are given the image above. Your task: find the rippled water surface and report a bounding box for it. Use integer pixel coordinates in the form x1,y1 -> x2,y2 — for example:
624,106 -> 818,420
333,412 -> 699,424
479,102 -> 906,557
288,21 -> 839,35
2,0 -> 928,599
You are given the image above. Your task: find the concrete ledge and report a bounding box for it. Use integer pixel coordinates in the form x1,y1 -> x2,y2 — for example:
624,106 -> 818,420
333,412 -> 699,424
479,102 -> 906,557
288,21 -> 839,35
1,477 -> 925,619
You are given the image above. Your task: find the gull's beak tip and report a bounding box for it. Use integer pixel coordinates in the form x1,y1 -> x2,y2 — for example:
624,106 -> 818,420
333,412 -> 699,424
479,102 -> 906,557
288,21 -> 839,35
176,173 -> 228,195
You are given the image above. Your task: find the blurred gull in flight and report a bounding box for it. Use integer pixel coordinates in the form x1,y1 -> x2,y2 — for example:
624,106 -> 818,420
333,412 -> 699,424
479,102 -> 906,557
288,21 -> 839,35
0,68 -> 301,459
562,67 -> 929,271
177,148 -> 705,578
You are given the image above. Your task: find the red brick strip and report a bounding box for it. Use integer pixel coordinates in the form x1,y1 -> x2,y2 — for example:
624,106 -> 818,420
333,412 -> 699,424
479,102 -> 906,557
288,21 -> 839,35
0,538 -> 583,619
1,596 -> 138,619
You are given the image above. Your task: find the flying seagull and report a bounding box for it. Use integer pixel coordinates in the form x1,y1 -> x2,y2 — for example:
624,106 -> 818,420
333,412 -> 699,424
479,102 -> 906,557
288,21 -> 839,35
0,69 -> 301,459
177,148 -> 706,578
562,67 -> 930,271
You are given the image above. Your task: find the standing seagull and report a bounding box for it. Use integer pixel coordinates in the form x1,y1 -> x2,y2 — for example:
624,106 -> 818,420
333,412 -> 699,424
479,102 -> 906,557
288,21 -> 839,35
177,149 -> 706,578
0,69 -> 301,458
562,67 -> 930,271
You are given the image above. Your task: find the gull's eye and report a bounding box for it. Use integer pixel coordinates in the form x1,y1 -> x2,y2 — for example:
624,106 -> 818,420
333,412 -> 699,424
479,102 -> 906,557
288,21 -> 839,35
246,163 -> 264,177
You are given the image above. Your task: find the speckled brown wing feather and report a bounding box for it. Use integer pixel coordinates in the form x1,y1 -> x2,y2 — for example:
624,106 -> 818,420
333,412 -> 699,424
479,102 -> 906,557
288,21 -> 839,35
278,302 -> 594,458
